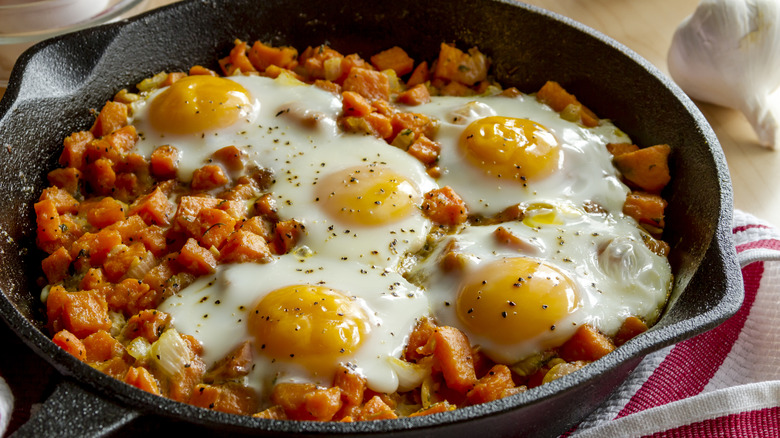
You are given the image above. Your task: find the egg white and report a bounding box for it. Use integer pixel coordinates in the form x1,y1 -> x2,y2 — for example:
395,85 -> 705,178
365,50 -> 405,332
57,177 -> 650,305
159,254 -> 429,398
410,201 -> 672,364
409,94 -> 633,216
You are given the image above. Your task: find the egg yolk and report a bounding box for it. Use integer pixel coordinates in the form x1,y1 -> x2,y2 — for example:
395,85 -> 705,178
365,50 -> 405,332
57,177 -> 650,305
456,257 -> 580,346
148,75 -> 251,135
248,285 -> 369,375
460,116 -> 560,181
316,165 -> 420,226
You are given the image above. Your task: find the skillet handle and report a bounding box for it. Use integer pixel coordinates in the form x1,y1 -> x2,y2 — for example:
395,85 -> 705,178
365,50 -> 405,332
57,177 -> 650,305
10,379 -> 139,438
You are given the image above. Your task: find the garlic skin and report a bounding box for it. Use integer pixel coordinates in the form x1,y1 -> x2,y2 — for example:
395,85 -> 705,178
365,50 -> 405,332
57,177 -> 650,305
668,0 -> 780,148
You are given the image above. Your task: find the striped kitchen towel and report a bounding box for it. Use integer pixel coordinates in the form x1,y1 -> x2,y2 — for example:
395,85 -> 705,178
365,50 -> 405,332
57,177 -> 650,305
571,210 -> 780,437
0,373 -> 11,437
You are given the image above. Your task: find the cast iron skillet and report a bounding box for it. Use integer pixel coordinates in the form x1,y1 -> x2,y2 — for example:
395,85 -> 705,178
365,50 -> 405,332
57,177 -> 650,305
0,0 -> 742,436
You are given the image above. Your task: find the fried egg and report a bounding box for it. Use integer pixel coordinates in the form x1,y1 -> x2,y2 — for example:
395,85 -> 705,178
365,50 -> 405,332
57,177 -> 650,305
409,201 -> 672,364
159,255 -> 429,397
410,94 -> 633,216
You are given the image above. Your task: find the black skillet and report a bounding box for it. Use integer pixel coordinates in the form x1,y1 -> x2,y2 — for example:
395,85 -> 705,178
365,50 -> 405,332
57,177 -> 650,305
0,0 -> 743,436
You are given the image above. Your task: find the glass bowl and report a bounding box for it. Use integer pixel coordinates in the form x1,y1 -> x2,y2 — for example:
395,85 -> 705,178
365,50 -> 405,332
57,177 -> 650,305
0,0 -> 149,86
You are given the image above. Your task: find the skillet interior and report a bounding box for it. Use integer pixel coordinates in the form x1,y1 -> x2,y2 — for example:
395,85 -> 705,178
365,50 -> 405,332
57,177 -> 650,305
0,0 -> 742,436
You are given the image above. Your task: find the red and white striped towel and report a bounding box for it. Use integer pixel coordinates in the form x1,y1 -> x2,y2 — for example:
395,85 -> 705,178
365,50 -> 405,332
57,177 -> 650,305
571,210 -> 780,437
0,373 -> 10,437
0,211 -> 777,436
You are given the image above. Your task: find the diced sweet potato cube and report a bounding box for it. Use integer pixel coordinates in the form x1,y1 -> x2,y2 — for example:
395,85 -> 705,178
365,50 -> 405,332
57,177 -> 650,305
343,67 -> 390,102
122,309 -> 171,343
270,382 -> 319,421
342,91 -> 373,117
161,72 -> 186,87
42,246 -> 72,284
196,208 -> 237,249
364,112 -> 394,139
136,224 -> 168,257
370,46 -> 414,76
536,81 -> 599,127
397,83 -> 431,106
82,330 -> 124,362
358,395 -> 398,421
191,164 -> 229,191
60,130 -> 93,169
428,326 -> 477,393
103,242 -> 149,282
212,145 -> 245,172
391,112 -> 435,140
218,183 -> 259,202
47,167 -> 83,195
219,230 -> 272,263
409,401 -> 453,417
189,65 -> 218,76
272,220 -> 304,255
613,316 -> 649,347
405,317 -> 437,362
129,187 -> 172,226
86,158 -> 116,196
299,44 -> 344,80
91,101 -> 128,137
47,287 -> 112,338
206,342 -> 253,383
105,125 -> 138,155
91,229 -> 124,267
313,79 -> 341,94
108,278 -> 160,316
93,356 -> 129,379
105,214 -> 146,244
53,329 -> 86,361
39,186 -> 79,215
150,145 -> 180,180
237,216 -> 273,241
142,256 -> 178,294
623,191 -> 667,229
433,43 -> 489,86
87,196 -> 126,229
559,324 -> 615,362
407,135 -> 440,165
220,39 -> 257,76
124,366 -> 161,395
422,186 -> 468,225
34,199 -> 62,250
303,386 -> 343,421
189,383 -> 258,415
177,238 -> 217,276
335,53 -> 371,84
334,365 -> 366,409
407,61 -> 429,88
613,144 -> 672,193
167,354 -> 207,403
79,268 -> 110,292
253,193 -> 278,221
466,364 -> 515,405
174,196 -> 245,237
248,40 -> 298,71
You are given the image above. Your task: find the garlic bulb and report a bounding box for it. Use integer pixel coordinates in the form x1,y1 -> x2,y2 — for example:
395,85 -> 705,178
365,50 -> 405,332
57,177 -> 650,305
668,0 -> 780,148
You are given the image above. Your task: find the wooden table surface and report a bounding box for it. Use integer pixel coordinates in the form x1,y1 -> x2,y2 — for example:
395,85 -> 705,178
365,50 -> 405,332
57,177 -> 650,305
0,0 -> 773,434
